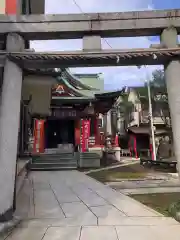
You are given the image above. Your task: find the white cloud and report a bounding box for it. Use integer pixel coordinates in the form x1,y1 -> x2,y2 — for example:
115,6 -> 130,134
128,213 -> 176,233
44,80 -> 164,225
31,0 -> 162,90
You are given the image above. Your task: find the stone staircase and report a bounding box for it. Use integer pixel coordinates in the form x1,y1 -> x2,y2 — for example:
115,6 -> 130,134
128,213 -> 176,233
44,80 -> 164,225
30,152 -> 77,170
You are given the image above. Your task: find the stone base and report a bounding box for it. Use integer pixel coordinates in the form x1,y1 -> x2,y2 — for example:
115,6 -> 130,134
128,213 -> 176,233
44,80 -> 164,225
79,150 -> 101,168
89,147 -> 103,158
79,158 -> 100,168
74,152 -> 80,167
0,207 -> 13,223
112,146 -> 121,161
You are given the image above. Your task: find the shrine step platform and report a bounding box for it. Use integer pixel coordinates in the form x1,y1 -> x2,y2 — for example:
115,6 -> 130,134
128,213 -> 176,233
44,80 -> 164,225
30,152 -> 77,170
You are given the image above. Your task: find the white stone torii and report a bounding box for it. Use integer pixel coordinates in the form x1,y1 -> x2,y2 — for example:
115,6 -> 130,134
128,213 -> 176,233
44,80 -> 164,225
0,25 -> 180,222
161,27 -> 180,174
0,33 -> 24,221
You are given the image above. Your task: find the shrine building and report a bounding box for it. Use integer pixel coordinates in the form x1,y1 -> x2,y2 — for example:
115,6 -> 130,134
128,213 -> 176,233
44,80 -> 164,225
20,69 -> 121,169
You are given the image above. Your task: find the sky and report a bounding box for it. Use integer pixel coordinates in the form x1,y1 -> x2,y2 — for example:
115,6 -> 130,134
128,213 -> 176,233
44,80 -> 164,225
31,0 -> 180,90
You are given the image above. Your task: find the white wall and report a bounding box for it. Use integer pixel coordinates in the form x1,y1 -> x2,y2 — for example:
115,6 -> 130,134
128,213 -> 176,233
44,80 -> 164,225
128,90 -> 141,126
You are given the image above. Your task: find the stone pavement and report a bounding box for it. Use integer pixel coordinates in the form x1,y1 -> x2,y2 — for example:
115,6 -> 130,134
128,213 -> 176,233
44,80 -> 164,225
3,171 -> 180,239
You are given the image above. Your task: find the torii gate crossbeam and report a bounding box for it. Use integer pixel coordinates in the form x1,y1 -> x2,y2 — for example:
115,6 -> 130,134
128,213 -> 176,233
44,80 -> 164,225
0,9 -> 180,40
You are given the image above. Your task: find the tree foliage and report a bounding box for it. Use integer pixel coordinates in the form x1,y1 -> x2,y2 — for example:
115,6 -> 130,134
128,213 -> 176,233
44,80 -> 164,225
150,69 -> 170,127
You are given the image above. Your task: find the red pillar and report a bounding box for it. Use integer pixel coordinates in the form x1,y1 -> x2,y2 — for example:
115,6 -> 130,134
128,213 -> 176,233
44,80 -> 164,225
75,120 -> 80,146
94,116 -> 99,146
134,135 -> 138,159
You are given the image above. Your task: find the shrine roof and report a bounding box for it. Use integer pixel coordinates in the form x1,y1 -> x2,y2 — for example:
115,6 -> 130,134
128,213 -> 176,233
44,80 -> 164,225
74,73 -> 100,78
51,89 -> 124,114
95,90 -> 124,99
25,68 -> 97,91
62,69 -> 98,91
52,89 -> 123,104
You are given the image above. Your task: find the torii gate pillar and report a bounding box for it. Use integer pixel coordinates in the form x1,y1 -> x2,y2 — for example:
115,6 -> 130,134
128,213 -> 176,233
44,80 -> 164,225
0,33 -> 24,222
161,27 -> 180,176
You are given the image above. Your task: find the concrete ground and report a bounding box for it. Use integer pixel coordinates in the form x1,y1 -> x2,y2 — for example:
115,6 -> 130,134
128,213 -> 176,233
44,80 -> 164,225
4,171 -> 180,239
107,176 -> 180,195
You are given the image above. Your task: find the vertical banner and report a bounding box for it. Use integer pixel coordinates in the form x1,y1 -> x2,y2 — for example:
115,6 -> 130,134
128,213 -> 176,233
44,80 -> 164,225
80,119 -> 90,152
5,0 -> 17,14
33,119 -> 45,153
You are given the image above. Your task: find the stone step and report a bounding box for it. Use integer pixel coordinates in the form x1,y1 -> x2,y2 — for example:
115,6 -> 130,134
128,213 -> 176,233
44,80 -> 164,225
32,156 -> 74,162
33,154 -> 74,159
40,152 -> 74,155
30,162 -> 77,170
31,152 -> 77,170
35,157 -> 75,161
32,158 -> 76,163
30,167 -> 77,171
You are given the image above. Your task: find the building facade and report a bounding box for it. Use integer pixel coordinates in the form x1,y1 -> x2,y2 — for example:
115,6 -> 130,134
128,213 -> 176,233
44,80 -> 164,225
116,87 -> 171,158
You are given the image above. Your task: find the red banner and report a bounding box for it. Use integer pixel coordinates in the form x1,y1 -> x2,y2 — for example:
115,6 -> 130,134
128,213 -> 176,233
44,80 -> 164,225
33,119 -> 45,153
5,0 -> 17,14
81,119 -> 90,152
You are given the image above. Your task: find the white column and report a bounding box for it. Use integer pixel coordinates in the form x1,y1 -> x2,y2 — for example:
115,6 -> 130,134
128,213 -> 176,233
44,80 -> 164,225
106,110 -> 112,135
0,33 -> 24,222
161,27 -> 180,175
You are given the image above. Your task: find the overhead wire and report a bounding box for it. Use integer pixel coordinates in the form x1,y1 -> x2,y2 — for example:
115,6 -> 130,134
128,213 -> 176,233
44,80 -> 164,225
72,0 -> 113,49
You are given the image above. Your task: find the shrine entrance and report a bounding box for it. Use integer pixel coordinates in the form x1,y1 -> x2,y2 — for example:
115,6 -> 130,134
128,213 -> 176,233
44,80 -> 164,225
44,119 -> 75,149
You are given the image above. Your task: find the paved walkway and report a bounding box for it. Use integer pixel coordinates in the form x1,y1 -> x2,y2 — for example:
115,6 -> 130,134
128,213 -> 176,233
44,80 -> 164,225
4,171 -> 180,239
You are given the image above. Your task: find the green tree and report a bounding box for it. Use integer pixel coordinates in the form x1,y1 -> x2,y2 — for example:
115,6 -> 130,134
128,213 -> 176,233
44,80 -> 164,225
151,69 -> 165,88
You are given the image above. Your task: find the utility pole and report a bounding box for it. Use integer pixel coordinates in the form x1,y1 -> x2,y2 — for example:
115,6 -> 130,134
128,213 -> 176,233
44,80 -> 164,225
146,76 -> 156,161
137,64 -> 156,160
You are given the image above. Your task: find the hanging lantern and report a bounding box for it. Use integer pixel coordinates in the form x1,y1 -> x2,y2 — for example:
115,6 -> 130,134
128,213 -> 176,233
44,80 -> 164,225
83,102 -> 95,115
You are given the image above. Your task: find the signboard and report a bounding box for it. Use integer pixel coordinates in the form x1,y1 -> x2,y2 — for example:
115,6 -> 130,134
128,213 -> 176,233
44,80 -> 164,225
52,109 -> 77,118
33,119 -> 45,153
80,119 -> 90,152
